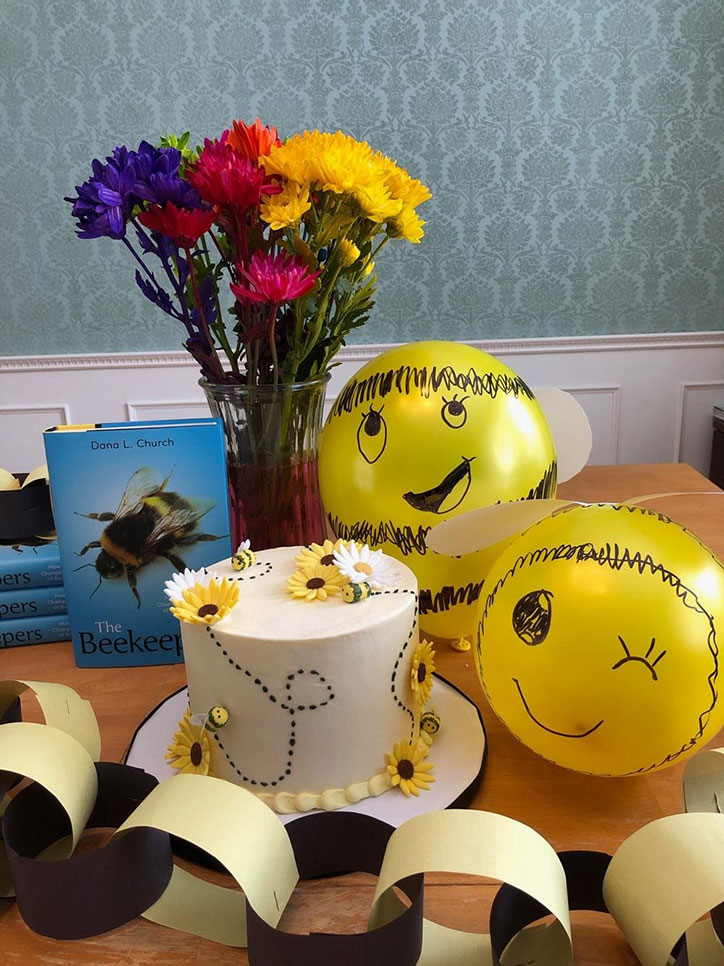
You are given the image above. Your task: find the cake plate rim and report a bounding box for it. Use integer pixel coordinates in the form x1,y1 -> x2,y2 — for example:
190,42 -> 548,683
124,672 -> 487,826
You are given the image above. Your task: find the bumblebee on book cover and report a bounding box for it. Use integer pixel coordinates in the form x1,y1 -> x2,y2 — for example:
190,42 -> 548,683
44,419 -> 232,668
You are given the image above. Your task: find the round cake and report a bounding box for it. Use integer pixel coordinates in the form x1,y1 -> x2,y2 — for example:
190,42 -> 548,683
178,545 -> 431,812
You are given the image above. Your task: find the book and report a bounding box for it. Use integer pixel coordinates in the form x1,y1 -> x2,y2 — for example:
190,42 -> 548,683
44,418 -> 232,668
0,585 -> 67,620
0,612 -> 71,648
0,540 -> 63,590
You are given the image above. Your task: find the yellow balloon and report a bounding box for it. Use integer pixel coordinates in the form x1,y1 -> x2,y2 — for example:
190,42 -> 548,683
319,341 -> 557,640
475,503 -> 724,776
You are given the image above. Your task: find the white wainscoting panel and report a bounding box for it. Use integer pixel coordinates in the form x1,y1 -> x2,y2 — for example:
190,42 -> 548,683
676,382 -> 724,474
556,386 -> 621,466
0,404 -> 70,470
126,399 -> 209,422
1,333 -> 724,476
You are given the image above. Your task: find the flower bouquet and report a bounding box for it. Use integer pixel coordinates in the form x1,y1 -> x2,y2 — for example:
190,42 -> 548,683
66,119 -> 430,548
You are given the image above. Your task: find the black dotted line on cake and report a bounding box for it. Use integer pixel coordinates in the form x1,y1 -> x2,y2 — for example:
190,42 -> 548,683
205,625 -> 293,788
373,589 -> 418,741
233,560 -> 273,581
280,669 -> 334,713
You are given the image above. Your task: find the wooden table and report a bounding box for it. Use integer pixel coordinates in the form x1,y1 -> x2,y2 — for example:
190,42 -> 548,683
1,463 -> 721,965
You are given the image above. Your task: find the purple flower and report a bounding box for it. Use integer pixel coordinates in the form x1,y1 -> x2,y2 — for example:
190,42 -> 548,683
65,145 -> 138,239
131,140 -> 203,208
66,140 -> 202,240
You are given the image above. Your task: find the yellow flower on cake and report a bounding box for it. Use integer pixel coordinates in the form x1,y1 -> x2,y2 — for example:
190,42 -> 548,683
169,576 -> 240,625
386,739 -> 435,796
166,709 -> 211,775
287,563 -> 346,601
411,638 -> 436,707
333,540 -> 393,590
295,539 -> 346,570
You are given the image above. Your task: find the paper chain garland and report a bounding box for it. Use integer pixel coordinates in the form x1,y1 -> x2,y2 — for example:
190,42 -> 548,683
2,680 -> 724,965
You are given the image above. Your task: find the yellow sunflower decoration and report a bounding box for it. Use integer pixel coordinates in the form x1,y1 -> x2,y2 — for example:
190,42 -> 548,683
287,563 -> 347,602
166,709 -> 211,775
169,577 -> 239,626
386,739 -> 435,796
295,539 -> 346,570
410,638 -> 436,707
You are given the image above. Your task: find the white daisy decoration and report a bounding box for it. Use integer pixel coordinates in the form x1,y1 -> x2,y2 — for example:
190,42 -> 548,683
333,541 -> 394,590
163,567 -> 217,602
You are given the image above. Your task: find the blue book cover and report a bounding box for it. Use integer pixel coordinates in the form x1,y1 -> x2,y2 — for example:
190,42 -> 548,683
0,585 -> 67,620
44,419 -> 232,668
0,540 -> 62,589
0,612 -> 70,648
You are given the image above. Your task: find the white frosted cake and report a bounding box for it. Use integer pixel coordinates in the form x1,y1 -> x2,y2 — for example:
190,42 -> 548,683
174,544 -> 437,812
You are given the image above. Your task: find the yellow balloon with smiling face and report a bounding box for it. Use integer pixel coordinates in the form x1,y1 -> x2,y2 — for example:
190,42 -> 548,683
476,503 -> 724,776
319,341 -> 557,640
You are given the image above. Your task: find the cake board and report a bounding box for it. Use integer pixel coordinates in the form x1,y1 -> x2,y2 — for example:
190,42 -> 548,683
125,673 -> 487,826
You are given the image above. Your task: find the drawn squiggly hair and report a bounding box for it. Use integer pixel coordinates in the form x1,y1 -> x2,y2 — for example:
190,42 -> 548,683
330,364 -> 534,418
477,504 -> 722,775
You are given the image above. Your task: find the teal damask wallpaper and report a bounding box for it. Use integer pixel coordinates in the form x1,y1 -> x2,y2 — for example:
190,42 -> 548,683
1,0 -> 723,354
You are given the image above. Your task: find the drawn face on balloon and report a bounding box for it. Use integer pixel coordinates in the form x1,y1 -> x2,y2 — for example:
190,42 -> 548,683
476,504 -> 724,776
319,342 -> 557,641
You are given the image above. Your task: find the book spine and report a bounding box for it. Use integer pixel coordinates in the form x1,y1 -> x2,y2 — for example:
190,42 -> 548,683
0,613 -> 70,648
0,553 -> 63,590
0,586 -> 67,621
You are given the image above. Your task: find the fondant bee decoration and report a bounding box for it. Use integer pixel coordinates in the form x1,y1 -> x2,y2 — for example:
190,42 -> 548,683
232,540 -> 256,572
342,581 -> 372,603
420,710 -> 441,736
205,705 -> 229,733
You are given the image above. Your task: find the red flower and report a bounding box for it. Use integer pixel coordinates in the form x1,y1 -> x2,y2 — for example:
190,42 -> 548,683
230,251 -> 320,305
137,203 -> 215,248
227,118 -> 281,161
186,132 -> 280,211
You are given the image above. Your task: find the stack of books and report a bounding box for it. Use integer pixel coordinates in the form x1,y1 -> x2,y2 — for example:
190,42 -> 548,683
0,539 -> 68,647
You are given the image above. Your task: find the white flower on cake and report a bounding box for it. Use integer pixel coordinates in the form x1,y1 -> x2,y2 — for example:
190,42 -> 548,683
163,567 -> 216,601
333,540 -> 394,590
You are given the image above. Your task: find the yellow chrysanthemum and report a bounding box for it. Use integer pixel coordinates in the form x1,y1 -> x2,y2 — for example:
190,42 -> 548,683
169,577 -> 239,625
260,181 -> 312,230
375,154 -> 432,208
387,205 -> 426,243
352,181 -> 402,223
287,563 -> 347,602
411,638 -> 436,707
165,709 -> 211,775
295,539 -> 346,570
385,739 -> 435,796
337,238 -> 361,266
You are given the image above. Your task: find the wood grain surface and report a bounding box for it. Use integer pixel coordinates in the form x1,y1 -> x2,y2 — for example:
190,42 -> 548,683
0,463 -> 720,965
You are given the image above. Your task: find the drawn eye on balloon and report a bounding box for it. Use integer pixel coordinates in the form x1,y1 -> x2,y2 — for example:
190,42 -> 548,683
611,635 -> 666,681
441,394 -> 469,429
357,404 -> 387,464
512,590 -> 554,645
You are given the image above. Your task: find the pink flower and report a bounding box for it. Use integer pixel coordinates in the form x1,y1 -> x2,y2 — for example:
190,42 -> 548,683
186,132 -> 280,211
137,203 -> 215,248
230,251 -> 321,304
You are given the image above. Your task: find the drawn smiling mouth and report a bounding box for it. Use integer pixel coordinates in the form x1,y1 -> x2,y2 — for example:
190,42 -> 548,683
513,678 -> 603,739
403,457 -> 475,514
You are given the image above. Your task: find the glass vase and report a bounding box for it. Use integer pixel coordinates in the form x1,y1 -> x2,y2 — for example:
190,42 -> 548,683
201,375 -> 329,551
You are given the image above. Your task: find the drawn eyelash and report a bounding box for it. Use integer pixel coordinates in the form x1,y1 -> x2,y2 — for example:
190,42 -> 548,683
611,636 -> 666,681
